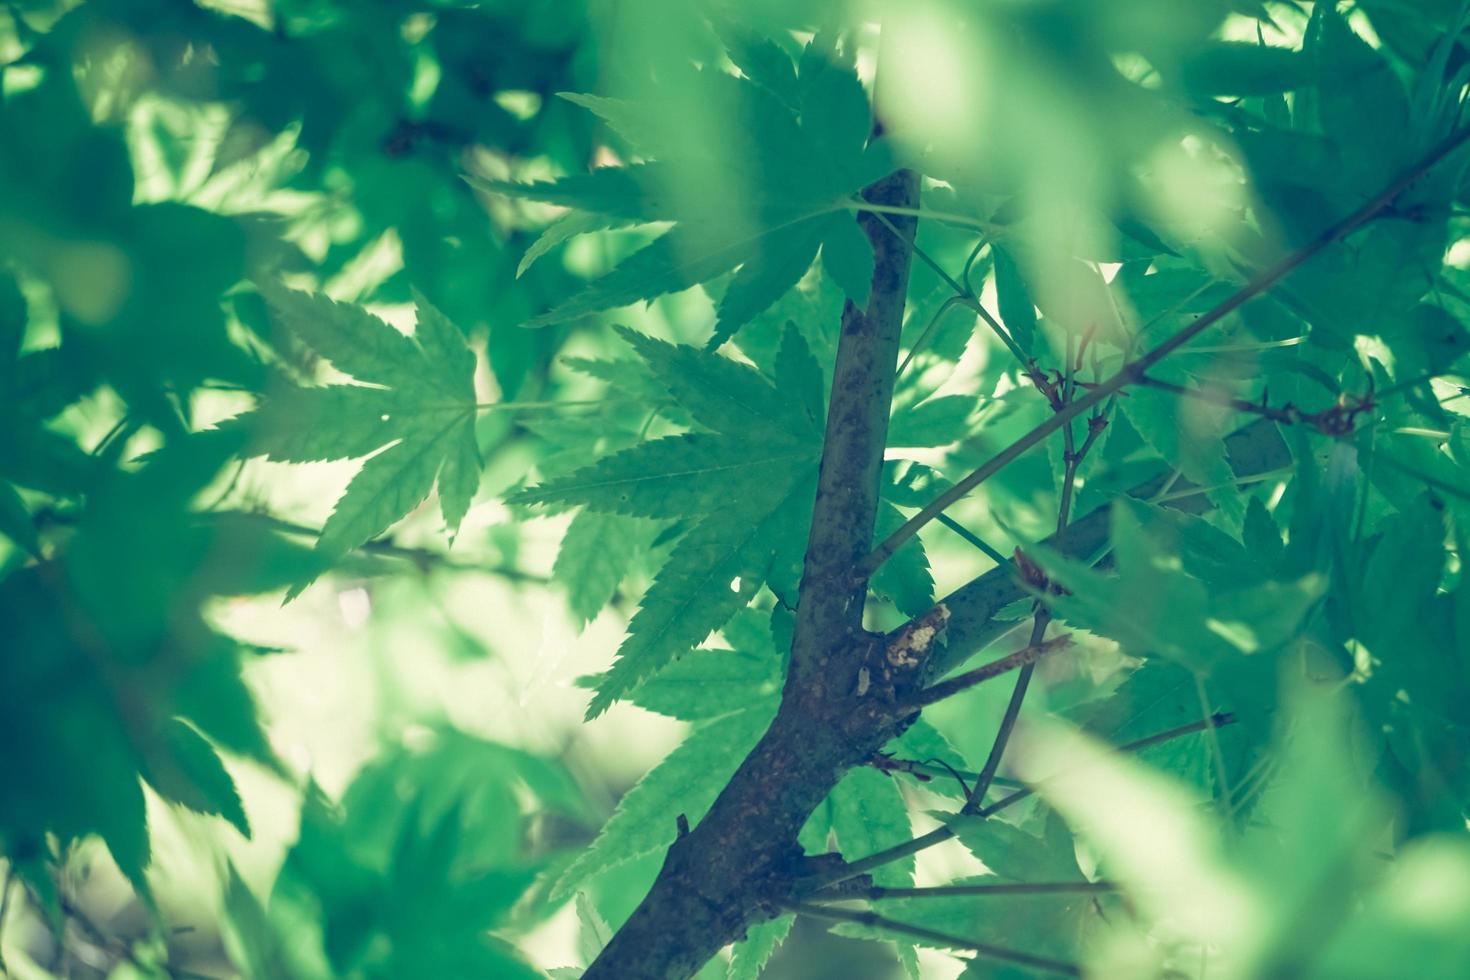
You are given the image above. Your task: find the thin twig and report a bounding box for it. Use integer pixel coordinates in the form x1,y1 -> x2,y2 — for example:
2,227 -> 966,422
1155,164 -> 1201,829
906,635 -> 1071,710
871,212 -> 1033,374
251,513 -> 548,582
978,711 -> 1239,816
822,880 -> 1119,901
935,514 -> 1013,569
1135,375 -> 1302,424
814,711 -> 1239,886
1136,375 -> 1377,435
867,754 -> 1025,789
896,294 -> 966,378
856,123 -> 1470,579
784,901 -> 1083,977
965,398 -> 1109,811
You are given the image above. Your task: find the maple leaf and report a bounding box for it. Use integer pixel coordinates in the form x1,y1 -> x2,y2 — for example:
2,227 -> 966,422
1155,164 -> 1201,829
230,286 -> 482,596
470,42 -> 890,346
512,325 -> 823,715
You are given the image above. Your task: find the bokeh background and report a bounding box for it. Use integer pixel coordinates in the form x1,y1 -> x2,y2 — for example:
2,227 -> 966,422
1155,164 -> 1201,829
3,1 -> 1470,978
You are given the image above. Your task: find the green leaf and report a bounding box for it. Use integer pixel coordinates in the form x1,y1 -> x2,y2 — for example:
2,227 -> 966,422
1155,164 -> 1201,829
940,810 -> 1085,882
239,289 -> 480,587
518,210 -> 632,279
554,509 -> 647,629
716,22 -> 799,103
1180,42 -> 1312,96
1311,836 -> 1470,980
728,914 -> 794,980
1066,659 -> 1232,794
575,891 -> 614,966
511,432 -> 813,519
991,244 -> 1037,355
551,705 -> 774,900
466,165 -> 658,221
773,321 -> 827,433
587,492 -> 794,718
146,719 -> 251,837
617,326 -> 808,438
0,443 -> 271,897
297,417 -> 467,594
825,767 -> 914,887
712,216 -> 829,348
870,501 -> 934,617
797,42 -> 872,176
1117,384 -> 1239,516
1380,304 -> 1470,380
1036,501 -> 1324,673
221,866 -> 294,980
435,417 -> 482,540
0,268 -> 24,367
262,285 -> 426,392
232,385 -> 403,463
1011,719 -> 1241,950
820,213 -> 874,306
409,290 -> 478,398
0,478 -> 39,556
1308,1 -> 1411,185
615,611 -> 784,720
489,58 -> 878,340
888,394 -> 974,448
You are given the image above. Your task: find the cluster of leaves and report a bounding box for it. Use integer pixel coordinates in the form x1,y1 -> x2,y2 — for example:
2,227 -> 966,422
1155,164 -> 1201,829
476,32 -> 890,344
0,0 -> 604,975
224,730 -> 585,979
4,1 -> 1470,979
487,2 -> 1470,977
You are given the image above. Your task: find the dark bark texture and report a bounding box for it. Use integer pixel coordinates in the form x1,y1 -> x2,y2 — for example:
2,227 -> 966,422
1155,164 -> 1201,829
582,168 -> 923,980
580,170 -> 1298,978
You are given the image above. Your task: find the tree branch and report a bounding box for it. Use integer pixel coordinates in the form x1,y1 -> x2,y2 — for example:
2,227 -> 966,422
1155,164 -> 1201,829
582,157 -> 922,977
857,123 -> 1470,579
576,48 -> 1470,980
917,418 -> 1291,685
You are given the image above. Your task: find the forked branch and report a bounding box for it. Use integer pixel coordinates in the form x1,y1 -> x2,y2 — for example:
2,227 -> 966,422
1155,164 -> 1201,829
857,123 -> 1470,580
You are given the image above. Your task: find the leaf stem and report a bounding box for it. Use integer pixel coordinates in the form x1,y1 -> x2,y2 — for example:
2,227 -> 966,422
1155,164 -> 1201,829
844,200 -> 1001,234
249,512 -> 548,582
896,295 -> 966,378
474,398 -> 639,411
870,211 -> 1034,374
980,710 -> 1239,816
935,513 -> 1013,569
784,901 -> 1082,976
1195,674 -> 1236,821
868,754 -> 1025,789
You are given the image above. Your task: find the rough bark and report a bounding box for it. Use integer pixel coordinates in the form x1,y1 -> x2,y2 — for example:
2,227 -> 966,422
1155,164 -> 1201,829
579,198 -> 1300,980
582,168 -> 922,980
